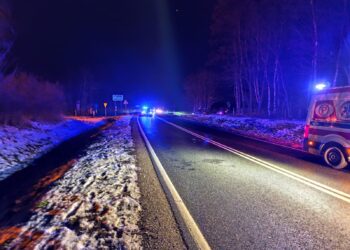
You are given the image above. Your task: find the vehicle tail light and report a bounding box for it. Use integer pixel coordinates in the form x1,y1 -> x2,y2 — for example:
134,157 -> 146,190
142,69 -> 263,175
304,125 -> 310,138
346,148 -> 350,156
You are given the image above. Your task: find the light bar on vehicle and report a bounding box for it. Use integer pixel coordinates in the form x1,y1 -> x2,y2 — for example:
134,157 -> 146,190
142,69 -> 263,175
315,82 -> 329,91
304,125 -> 310,138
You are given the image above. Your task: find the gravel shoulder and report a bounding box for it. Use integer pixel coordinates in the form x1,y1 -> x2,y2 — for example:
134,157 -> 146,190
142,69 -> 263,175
131,118 -> 186,250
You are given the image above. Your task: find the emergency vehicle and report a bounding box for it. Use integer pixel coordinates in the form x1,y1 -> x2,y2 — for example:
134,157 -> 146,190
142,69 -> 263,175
304,86 -> 350,169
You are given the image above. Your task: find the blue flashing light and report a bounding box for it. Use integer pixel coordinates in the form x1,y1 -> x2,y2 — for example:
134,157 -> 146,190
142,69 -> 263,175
142,105 -> 149,110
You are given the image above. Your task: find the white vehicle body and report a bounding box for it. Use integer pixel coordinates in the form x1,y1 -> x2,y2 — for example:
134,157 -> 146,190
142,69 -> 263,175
304,87 -> 350,169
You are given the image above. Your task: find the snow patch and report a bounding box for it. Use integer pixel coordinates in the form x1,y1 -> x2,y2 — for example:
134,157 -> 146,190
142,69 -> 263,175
0,117 -> 105,181
181,114 -> 305,149
8,116 -> 141,249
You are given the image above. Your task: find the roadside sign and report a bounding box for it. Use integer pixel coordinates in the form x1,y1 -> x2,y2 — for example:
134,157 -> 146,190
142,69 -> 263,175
103,102 -> 108,116
112,95 -> 124,102
123,99 -> 129,110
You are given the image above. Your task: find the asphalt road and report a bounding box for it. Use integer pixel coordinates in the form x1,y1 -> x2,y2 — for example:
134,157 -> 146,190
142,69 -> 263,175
131,119 -> 185,249
139,116 -> 350,250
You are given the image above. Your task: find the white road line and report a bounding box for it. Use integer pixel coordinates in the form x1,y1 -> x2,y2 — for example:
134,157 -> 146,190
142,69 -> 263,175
159,117 -> 350,205
137,118 -> 211,250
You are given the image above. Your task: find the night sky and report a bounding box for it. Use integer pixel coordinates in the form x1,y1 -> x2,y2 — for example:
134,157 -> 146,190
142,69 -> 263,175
12,0 -> 215,108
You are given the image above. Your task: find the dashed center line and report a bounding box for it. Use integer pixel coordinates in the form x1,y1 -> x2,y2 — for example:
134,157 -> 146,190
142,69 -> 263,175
159,117 -> 350,205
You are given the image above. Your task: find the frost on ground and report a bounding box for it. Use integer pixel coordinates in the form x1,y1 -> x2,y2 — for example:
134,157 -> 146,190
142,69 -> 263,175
182,114 -> 305,149
0,117 -> 105,181
7,116 -> 141,249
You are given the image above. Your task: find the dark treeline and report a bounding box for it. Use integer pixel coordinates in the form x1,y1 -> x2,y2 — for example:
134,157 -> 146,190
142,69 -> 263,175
186,0 -> 350,119
0,2 -> 64,125
0,1 -> 106,121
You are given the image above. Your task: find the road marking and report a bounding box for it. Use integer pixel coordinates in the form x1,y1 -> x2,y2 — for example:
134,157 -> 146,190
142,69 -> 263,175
137,118 -> 211,250
159,117 -> 350,205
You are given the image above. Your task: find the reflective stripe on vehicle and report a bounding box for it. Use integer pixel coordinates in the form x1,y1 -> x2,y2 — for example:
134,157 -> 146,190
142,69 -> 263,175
309,127 -> 350,140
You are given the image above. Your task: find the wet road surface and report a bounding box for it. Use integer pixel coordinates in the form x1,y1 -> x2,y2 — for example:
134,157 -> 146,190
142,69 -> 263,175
139,116 -> 350,249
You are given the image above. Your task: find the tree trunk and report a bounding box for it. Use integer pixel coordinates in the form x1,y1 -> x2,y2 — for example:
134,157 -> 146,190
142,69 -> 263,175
273,56 -> 279,115
332,0 -> 348,86
310,0 -> 318,84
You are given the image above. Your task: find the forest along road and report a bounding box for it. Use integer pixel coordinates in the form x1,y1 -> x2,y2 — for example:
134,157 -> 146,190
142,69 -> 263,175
139,115 -> 350,250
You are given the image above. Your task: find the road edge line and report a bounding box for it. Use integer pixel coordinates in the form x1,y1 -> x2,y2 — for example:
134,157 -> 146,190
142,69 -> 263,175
159,117 -> 350,204
137,118 -> 212,250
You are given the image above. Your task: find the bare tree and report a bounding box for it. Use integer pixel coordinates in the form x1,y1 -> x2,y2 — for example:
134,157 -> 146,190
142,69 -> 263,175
187,0 -> 350,118
0,1 -> 14,76
185,70 -> 216,113
310,0 -> 319,84
77,69 -> 98,115
333,0 -> 349,86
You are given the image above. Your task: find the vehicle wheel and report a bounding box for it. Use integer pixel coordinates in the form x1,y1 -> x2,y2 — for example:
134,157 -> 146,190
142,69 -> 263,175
324,146 -> 348,170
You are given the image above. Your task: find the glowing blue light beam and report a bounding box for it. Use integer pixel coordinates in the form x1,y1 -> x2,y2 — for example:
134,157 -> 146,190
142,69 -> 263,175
315,82 -> 329,91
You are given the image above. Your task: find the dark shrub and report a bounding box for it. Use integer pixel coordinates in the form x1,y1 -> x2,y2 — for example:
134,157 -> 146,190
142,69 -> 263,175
0,73 -> 65,125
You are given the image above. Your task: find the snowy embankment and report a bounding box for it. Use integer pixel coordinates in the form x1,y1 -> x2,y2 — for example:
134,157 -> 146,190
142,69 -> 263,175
181,114 -> 305,149
0,117 -> 106,181
7,116 -> 141,249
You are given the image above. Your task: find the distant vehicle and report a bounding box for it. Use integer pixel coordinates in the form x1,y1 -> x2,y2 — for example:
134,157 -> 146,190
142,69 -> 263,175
140,106 -> 154,117
304,86 -> 350,169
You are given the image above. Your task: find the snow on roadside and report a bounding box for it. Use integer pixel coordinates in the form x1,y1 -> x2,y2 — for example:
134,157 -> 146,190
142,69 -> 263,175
181,114 -> 305,149
0,117 -> 106,181
8,116 -> 141,249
